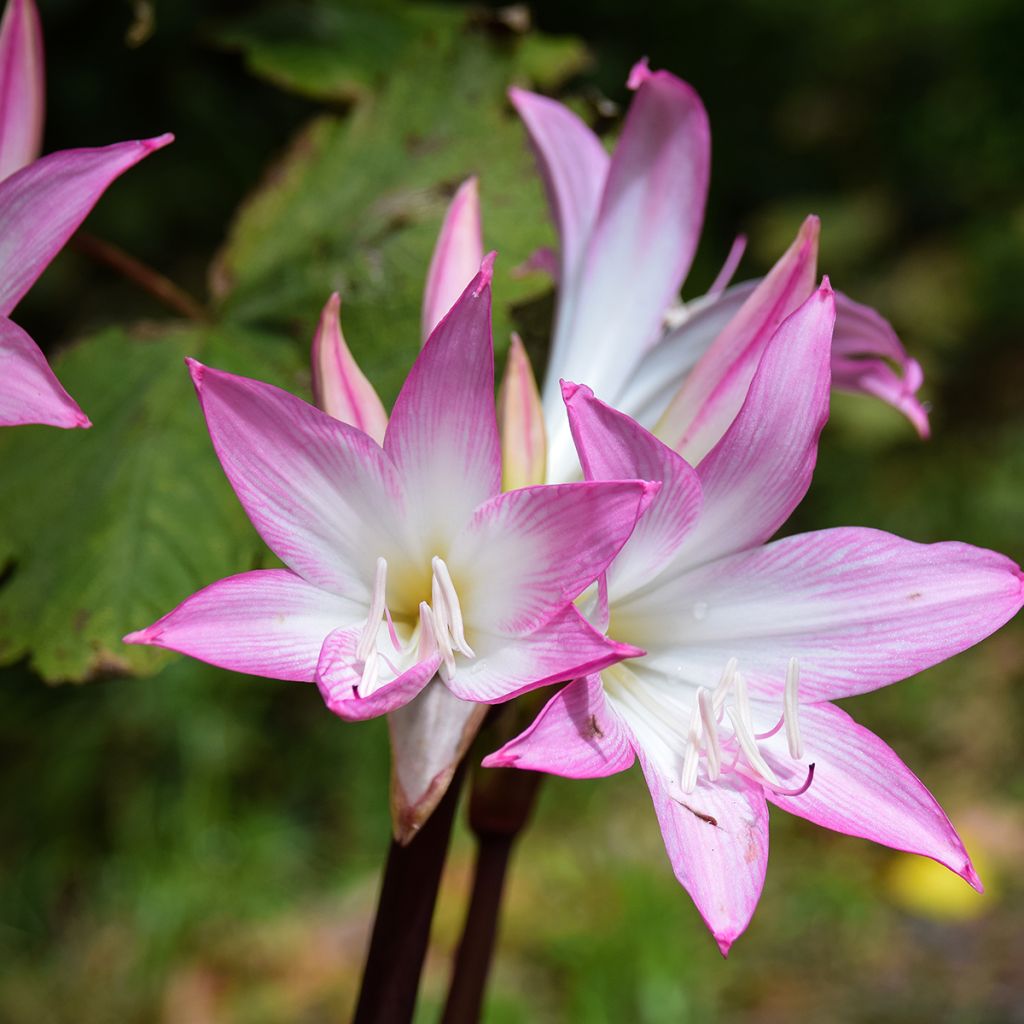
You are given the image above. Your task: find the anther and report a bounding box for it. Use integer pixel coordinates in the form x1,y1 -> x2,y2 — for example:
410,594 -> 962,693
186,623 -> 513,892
733,669 -> 755,737
358,647 -> 380,697
726,706 -> 782,787
356,557 -> 388,663
697,687 -> 721,781
432,557 -> 475,657
784,657 -> 803,759
712,657 -> 738,714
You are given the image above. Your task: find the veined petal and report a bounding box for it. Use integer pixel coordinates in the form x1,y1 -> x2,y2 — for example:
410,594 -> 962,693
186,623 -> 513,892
421,176 -> 484,342
761,702 -> 980,889
508,86 -> 608,292
831,291 -> 929,438
0,0 -> 44,180
123,569 -> 363,682
0,135 -> 174,314
449,479 -> 657,636
482,675 -> 635,778
187,360 -> 406,600
613,280 -> 758,432
0,315 -> 89,427
669,280 -> 835,571
619,527 -> 1024,701
544,64 -> 710,425
316,625 -> 441,721
445,604 -> 641,704
389,683 -> 487,843
310,292 -> 388,443
656,216 -> 819,463
385,259 -> 501,549
638,746 -> 768,955
498,333 -> 546,490
563,382 -> 702,602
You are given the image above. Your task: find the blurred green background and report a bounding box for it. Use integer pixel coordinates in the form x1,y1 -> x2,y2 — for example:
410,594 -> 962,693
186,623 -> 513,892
1,1 -> 1022,1021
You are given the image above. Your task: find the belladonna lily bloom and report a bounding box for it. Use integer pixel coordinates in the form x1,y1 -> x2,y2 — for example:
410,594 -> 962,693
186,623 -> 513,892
126,259 -> 657,839
484,280 -> 1024,953
508,58 -> 929,483
0,0 -> 172,428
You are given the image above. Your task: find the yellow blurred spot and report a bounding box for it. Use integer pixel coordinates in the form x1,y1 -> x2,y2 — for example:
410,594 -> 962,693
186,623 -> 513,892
884,835 -> 996,922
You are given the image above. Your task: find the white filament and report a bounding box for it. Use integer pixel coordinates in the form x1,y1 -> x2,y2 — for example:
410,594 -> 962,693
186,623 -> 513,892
784,657 -> 803,759
356,557 -> 388,663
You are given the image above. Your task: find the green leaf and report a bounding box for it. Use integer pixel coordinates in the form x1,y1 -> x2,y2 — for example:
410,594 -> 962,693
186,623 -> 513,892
211,24 -> 587,402
0,324 -> 306,682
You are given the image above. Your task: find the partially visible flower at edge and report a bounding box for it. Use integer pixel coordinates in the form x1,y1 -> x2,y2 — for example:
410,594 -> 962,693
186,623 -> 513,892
484,280 -> 1024,953
125,258 -> 658,841
0,0 -> 172,429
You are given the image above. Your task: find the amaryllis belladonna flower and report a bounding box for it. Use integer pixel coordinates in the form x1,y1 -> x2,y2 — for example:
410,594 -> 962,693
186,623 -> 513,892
0,0 -> 172,428
126,259 -> 656,840
484,281 -> 1024,952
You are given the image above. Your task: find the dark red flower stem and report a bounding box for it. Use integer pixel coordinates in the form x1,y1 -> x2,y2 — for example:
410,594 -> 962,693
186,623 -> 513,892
352,758 -> 468,1024
441,765 -> 544,1024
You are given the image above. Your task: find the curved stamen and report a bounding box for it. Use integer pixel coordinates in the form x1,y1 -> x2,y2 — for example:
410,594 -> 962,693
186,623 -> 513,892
784,657 -> 803,759
726,705 -> 782,787
766,762 -> 815,798
755,715 -> 785,741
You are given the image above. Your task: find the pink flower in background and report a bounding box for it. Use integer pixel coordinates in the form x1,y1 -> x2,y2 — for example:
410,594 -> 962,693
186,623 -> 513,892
126,261 -> 656,840
0,0 -> 172,429
509,59 -> 928,483
485,280 -> 1024,953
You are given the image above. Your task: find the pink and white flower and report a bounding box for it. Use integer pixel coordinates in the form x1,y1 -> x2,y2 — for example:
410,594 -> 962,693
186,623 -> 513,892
484,280 -> 1023,952
509,59 -> 929,482
0,0 -> 172,429
126,261 -> 656,840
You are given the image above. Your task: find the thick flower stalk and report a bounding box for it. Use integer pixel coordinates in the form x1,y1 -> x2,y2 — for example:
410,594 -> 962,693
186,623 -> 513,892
126,260 -> 656,838
508,59 -> 929,482
0,0 -> 172,428
484,281 -> 1024,953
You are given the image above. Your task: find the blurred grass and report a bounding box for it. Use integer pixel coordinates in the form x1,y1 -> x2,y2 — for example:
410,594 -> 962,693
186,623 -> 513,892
2,0 -> 1023,1021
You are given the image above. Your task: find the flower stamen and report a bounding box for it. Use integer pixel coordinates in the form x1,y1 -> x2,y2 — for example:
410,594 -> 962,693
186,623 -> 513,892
357,556 -> 388,663
784,657 -> 803,759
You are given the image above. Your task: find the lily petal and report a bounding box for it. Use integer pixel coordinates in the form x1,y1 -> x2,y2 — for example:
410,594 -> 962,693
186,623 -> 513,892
123,569 -> 362,681
310,291 -> 388,443
0,0 -> 44,180
385,258 -> 501,548
832,291 -> 930,438
0,135 -> 174,315
762,702 -> 980,888
0,314 -> 88,427
422,176 -> 484,342
482,674 -> 635,778
316,625 -> 441,721
449,479 -> 658,636
389,683 -> 487,843
563,381 -> 702,602
669,280 -> 835,570
187,360 -> 405,600
544,64 -> 710,427
638,746 -> 769,955
621,527 -> 1024,700
445,604 -> 641,704
498,333 -> 546,490
656,216 -> 819,463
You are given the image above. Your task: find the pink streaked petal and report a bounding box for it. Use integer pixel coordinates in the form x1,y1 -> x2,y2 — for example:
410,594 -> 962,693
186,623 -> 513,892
670,280 -> 835,570
482,674 -> 635,778
123,569 -> 363,682
498,333 -> 546,490
623,527 -> 1024,701
389,684 -> 488,843
563,382 -> 702,602
188,360 -> 406,600
614,280 -> 759,433
310,292 -> 388,444
384,259 -> 501,548
446,604 -> 641,704
0,135 -> 174,314
762,702 -> 979,889
421,176 -> 484,343
449,479 -> 657,636
657,216 -> 820,463
316,625 -> 441,721
0,314 -> 88,427
638,745 -> 769,956
0,0 -> 44,180
544,66 -> 710,426
508,86 -> 608,290
832,291 -> 930,438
